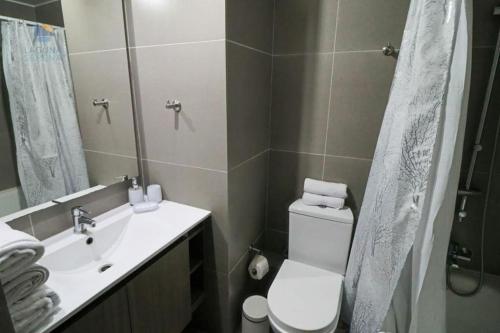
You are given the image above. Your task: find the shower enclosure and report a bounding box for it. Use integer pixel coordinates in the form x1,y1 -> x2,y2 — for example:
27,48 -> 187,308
447,3 -> 500,333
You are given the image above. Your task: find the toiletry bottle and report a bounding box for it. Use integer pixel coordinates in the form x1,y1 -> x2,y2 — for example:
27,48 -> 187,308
128,177 -> 144,205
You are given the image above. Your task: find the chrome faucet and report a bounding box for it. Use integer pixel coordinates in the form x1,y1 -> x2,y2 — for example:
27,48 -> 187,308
71,206 -> 96,233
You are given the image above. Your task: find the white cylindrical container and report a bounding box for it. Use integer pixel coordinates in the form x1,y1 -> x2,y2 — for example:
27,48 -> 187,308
147,184 -> 162,203
242,295 -> 269,333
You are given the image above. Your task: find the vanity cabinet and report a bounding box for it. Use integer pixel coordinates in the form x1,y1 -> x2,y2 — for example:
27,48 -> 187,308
127,238 -> 191,333
60,287 -> 131,333
56,234 -> 199,333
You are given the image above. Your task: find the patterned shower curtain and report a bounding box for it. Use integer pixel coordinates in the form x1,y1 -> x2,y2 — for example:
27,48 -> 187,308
343,0 -> 470,332
2,21 -> 89,207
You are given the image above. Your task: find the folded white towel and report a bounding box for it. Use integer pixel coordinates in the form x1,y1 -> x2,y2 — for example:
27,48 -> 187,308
10,286 -> 61,322
3,265 -> 49,305
304,178 -> 348,199
14,303 -> 60,333
302,192 -> 345,209
0,225 -> 44,284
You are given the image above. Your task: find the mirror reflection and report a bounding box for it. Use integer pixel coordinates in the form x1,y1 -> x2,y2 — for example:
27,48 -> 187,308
0,0 -> 138,217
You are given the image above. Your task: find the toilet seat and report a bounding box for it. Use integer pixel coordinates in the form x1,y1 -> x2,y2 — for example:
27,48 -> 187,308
267,260 -> 343,333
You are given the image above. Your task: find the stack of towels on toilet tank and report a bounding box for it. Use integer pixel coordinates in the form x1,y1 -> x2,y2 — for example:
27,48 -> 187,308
0,223 -> 60,333
302,178 -> 348,209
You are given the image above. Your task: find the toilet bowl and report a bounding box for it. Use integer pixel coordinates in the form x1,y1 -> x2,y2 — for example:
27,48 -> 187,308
267,200 -> 353,333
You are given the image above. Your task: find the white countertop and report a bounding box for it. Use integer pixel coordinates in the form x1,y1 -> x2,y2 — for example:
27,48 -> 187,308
35,200 -> 210,333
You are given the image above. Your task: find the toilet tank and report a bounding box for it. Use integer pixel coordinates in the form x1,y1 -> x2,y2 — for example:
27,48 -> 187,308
288,199 -> 354,275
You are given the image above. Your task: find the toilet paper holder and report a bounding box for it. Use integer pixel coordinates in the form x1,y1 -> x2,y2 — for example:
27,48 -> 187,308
248,245 -> 263,255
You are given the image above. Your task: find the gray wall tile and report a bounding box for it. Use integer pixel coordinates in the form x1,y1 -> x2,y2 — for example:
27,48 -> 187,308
228,152 -> 268,270
84,151 -> 138,187
142,159 -> 229,273
335,0 -> 409,52
70,50 -> 137,157
226,0 -> 274,53
326,52 -> 395,159
461,48 -> 500,174
472,0 -> 498,47
128,0 -> 225,47
0,132 -> 18,191
323,155 -> 372,217
6,216 -> 33,236
134,42 -> 228,171
35,1 -> 64,26
61,0 -> 126,53
271,54 -> 333,154
274,0 -> 338,54
267,150 -> 323,232
0,2 -> 36,21
227,43 -> 272,168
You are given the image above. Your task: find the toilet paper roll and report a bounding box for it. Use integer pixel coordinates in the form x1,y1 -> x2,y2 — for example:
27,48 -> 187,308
248,254 -> 269,280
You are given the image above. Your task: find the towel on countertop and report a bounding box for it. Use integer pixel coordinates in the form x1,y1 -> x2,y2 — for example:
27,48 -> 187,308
3,264 -> 49,305
13,298 -> 60,333
304,178 -> 348,199
302,192 -> 345,209
0,224 -> 44,284
10,286 -> 60,322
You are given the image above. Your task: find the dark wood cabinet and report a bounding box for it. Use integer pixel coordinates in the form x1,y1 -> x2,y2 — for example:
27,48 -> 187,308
60,286 -> 131,333
127,239 -> 192,333
55,236 -> 197,333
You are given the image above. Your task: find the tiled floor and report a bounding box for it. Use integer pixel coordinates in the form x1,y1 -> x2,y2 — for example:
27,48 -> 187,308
447,269 -> 500,333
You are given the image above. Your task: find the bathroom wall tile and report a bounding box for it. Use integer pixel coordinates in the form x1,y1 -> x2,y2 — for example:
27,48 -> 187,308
228,251 -> 254,332
61,0 -> 126,53
134,41 -> 228,171
335,0 -> 409,52
31,182 -> 129,240
271,54 -> 333,154
200,269 -> 230,333
142,159 -> 229,273
84,150 -> 138,187
323,155 -> 372,217
273,0 -> 338,54
472,0 -> 498,47
70,50 -> 137,157
0,132 -> 19,190
326,52 -> 395,159
127,0 -> 225,47
264,228 -> 288,256
0,2 -> 36,21
35,1 -> 64,26
484,175 -> 500,274
462,48 -> 500,174
30,204 -> 71,240
6,216 -> 33,236
228,152 -> 268,270
267,150 -> 323,232
227,43 -> 272,168
226,0 -> 274,53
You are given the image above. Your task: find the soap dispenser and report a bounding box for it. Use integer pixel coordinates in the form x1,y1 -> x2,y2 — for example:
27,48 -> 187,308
128,177 -> 144,205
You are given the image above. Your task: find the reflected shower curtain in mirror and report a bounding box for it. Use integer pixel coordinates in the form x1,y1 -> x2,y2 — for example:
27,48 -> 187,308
2,21 -> 89,207
343,0 -> 470,332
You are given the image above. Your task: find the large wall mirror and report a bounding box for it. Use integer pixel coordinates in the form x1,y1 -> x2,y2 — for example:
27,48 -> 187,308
0,0 -> 139,218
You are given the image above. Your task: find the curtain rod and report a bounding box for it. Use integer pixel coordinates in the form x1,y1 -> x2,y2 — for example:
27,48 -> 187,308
0,15 -> 63,29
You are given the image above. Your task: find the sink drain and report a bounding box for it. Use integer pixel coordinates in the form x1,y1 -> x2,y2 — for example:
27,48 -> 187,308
98,264 -> 113,273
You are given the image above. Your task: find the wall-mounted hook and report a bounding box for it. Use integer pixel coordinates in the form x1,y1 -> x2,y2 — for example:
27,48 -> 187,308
93,98 -> 110,109
382,42 -> 399,58
166,99 -> 182,112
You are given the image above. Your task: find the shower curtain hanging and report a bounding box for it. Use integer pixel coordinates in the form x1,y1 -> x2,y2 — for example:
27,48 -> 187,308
1,20 -> 89,207
343,0 -> 470,332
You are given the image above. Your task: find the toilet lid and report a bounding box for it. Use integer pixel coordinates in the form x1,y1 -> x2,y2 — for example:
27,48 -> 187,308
267,260 -> 343,333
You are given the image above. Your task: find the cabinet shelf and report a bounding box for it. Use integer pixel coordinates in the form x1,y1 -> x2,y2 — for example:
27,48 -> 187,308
189,259 -> 203,275
191,288 -> 205,313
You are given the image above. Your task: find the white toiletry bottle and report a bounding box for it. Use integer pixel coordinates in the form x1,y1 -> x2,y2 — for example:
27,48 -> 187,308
128,177 -> 144,205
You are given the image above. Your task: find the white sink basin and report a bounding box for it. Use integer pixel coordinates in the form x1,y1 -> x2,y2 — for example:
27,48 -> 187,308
37,201 -> 210,333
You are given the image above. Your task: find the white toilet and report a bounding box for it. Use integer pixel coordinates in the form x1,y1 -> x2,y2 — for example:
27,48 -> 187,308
267,199 -> 354,333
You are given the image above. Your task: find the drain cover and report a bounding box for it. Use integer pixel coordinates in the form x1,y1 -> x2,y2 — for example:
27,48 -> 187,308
98,264 -> 113,273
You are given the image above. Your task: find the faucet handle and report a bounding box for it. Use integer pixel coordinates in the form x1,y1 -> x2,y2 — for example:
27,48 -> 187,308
71,206 -> 91,217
